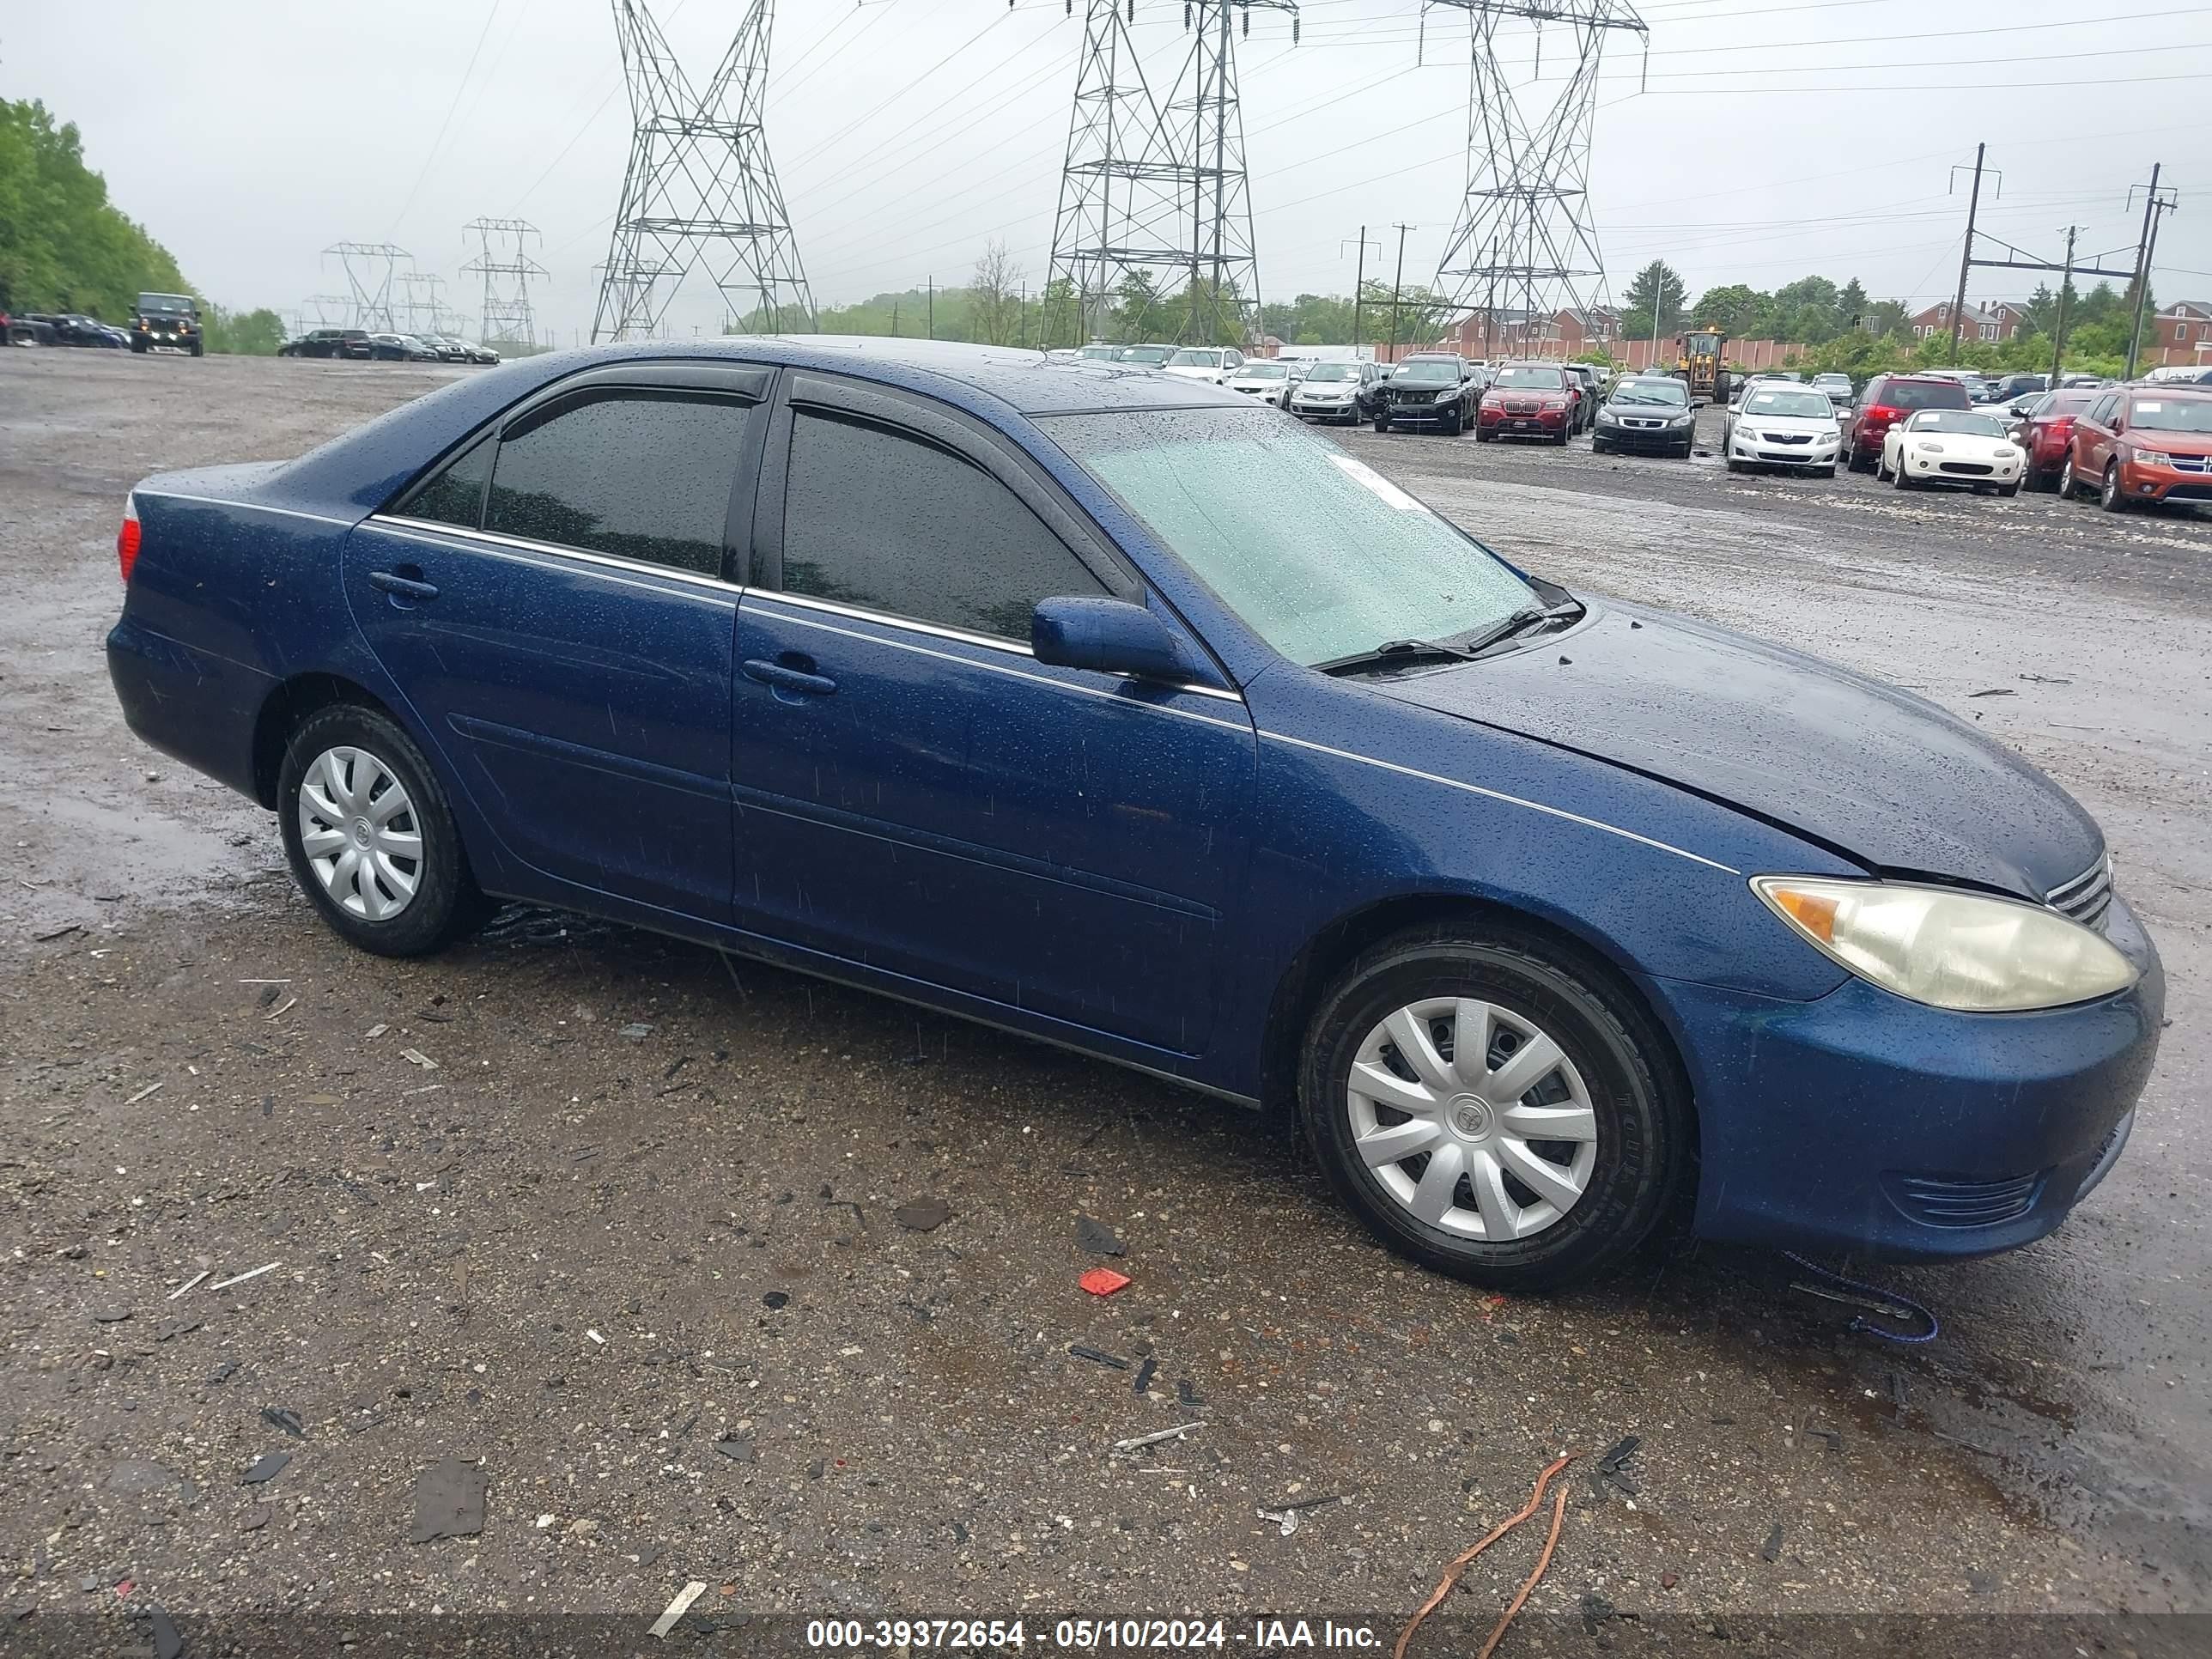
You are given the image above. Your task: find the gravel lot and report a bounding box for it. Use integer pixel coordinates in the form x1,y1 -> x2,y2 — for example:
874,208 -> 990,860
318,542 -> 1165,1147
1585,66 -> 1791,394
2,352 -> 2206,1655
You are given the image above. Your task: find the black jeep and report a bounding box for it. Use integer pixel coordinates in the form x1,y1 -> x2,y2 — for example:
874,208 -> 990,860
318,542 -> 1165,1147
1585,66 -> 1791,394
131,293 -> 203,356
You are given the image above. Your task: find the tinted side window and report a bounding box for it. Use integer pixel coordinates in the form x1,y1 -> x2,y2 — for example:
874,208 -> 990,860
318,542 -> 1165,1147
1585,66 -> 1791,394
400,434 -> 493,528
780,410 -> 1108,640
487,391 -> 751,576
2087,395 -> 2118,426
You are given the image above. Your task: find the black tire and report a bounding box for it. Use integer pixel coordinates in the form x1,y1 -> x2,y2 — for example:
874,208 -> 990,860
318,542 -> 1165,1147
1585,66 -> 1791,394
1848,443 -> 1873,473
1999,482 -> 2020,497
1374,416 -> 1390,434
1893,454 -> 1914,489
190,340 -> 204,358
1819,464 -> 1838,479
1298,927 -> 1689,1291
276,703 -> 490,957
2100,462 -> 2130,514
1674,441 -> 1693,459
131,337 -> 148,354
1725,455 -> 1743,473
1591,435 -> 1611,455
2057,454 -> 2081,498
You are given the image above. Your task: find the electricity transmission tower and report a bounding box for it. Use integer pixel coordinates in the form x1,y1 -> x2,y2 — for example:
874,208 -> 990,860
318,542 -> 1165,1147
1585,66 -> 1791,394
1426,1 -> 1645,346
398,270 -> 452,338
463,217 -> 549,351
324,242 -> 412,331
592,0 -> 814,342
301,294 -> 354,328
1041,1 -> 1298,349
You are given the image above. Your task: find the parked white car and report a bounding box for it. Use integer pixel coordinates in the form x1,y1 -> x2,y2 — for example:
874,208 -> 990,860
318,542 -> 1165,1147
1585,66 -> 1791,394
1226,359 -> 1304,406
1162,346 -> 1245,386
1288,360 -> 1379,424
1723,384 -> 1843,476
1878,408 -> 2024,495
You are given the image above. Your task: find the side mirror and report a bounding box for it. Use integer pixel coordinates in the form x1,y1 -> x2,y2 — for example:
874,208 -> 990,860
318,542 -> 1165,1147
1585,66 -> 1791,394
1032,596 -> 1191,684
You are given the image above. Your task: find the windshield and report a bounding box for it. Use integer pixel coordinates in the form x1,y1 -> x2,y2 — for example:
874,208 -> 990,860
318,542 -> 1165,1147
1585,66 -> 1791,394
137,294 -> 192,314
1079,345 -> 1119,360
1115,345 -> 1172,366
2130,398 -> 2212,434
1304,363 -> 1358,383
1813,374 -> 1850,388
1908,410 -> 2006,435
1045,408 -> 1538,668
1169,349 -> 1224,368
1240,362 -> 1289,380
1491,366 -> 1564,389
1391,360 -> 1460,386
1609,380 -> 1687,407
1742,388 -> 1836,419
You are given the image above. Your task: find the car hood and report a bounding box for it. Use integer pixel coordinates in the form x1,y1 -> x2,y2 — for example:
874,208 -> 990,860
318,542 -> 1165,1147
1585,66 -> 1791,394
2132,431 -> 2212,457
1737,411 -> 1838,430
1371,600 -> 2103,900
1899,430 -> 2012,453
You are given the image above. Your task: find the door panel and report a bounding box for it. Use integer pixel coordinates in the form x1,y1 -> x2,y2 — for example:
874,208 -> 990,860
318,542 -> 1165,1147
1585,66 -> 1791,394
730,594 -> 1254,1054
344,522 -> 738,919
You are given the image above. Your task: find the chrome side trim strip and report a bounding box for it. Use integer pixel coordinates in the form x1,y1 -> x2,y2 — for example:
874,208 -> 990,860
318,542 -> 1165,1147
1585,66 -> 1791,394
1261,730 -> 1741,875
756,587 -> 1244,702
364,520 -> 740,606
370,514 -> 744,595
138,493 -> 358,529
759,608 -> 1252,735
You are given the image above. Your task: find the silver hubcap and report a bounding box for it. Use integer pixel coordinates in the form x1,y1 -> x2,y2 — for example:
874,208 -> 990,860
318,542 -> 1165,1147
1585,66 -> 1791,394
297,746 -> 422,921
1346,997 -> 1598,1242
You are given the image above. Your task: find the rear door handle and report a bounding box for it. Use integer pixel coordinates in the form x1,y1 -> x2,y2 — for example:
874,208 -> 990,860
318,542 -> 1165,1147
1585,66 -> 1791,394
368,569 -> 440,602
742,659 -> 837,698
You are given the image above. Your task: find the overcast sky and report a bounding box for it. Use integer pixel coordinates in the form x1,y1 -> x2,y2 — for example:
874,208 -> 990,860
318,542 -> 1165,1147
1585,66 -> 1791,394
8,0 -> 2210,341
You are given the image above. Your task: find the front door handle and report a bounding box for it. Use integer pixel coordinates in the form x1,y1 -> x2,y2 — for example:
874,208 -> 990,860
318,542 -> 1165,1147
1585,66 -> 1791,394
742,658 -> 838,698
368,568 -> 440,602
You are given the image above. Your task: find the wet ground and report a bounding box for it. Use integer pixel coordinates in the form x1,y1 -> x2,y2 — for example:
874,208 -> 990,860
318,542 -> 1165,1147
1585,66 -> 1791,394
2,352 -> 2206,1651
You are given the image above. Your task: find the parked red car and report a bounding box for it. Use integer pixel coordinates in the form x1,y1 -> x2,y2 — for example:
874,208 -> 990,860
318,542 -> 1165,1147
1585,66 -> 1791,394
1476,362 -> 1573,444
2014,388 -> 2100,491
1842,373 -> 1972,472
2058,386 -> 2212,512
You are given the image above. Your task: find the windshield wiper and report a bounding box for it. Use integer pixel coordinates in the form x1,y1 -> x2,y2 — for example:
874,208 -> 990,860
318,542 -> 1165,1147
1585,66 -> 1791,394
1316,638 -> 1481,676
1317,603 -> 1583,677
1443,601 -> 1583,657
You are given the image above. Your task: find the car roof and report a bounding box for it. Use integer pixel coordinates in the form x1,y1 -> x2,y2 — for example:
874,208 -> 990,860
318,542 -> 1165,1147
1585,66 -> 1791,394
2124,384 -> 2212,399
506,336 -> 1255,416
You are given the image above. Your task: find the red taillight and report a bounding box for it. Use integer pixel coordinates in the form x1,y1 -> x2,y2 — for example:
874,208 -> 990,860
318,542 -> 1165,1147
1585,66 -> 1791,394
118,495 -> 142,584
1864,404 -> 1899,425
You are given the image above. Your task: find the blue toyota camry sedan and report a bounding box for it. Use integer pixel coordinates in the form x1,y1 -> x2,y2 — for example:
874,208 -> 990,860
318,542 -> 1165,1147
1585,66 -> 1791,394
106,338 -> 2163,1288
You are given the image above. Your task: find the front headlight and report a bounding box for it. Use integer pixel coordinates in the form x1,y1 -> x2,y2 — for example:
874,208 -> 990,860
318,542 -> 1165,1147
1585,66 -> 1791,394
1670,411 -> 1695,425
1597,409 -> 1620,424
1753,876 -> 2137,1012
2133,449 -> 2173,468
1432,388 -> 1458,404
1917,441 -> 1946,453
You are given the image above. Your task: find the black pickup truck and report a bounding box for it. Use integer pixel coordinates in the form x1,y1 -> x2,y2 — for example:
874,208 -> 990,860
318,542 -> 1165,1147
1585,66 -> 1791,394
131,293 -> 204,356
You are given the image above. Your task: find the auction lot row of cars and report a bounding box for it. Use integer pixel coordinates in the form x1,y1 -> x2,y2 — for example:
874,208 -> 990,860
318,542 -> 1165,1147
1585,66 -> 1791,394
3,298 -> 498,365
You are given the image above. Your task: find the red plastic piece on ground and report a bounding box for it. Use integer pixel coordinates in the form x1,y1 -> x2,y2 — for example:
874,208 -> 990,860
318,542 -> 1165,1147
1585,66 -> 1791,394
1079,1267 -> 1131,1297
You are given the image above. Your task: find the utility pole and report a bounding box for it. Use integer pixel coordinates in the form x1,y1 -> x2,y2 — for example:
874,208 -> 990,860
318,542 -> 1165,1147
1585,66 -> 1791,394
2124,163 -> 2177,380
1948,143 -> 1987,360
1387,222 -> 1413,360
1342,227 -> 1380,352
2050,224 -> 2076,387
891,300 -> 899,338
927,276 -> 935,341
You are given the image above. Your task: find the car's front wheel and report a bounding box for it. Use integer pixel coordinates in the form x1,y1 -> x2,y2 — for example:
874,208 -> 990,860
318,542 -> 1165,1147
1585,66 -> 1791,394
277,704 -> 489,957
1298,928 -> 1687,1291
2101,461 -> 2131,514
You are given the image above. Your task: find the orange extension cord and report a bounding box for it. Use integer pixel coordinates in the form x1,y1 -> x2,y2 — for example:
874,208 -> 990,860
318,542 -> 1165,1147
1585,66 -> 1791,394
1393,1450 -> 1580,1659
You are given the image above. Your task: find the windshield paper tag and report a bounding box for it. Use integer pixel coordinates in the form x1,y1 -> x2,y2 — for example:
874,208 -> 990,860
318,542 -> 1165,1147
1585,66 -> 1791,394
1328,452 -> 1425,513
2136,402 -> 2162,413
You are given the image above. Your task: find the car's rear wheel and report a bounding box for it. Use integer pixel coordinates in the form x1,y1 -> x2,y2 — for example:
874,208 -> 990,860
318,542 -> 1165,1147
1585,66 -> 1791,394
2101,461 -> 2130,514
278,704 -> 489,957
1298,928 -> 1688,1291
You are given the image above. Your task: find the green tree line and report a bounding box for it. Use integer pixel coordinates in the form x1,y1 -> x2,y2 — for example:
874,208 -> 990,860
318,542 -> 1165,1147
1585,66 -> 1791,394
2,97 -> 283,353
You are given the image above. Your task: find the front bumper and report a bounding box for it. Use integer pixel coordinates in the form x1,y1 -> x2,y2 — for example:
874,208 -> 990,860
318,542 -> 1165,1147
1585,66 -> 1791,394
1661,892 -> 2164,1261
1381,399 -> 1462,426
1597,420 -> 1694,451
2120,458 -> 2212,504
1904,448 -> 2019,483
1479,408 -> 1566,436
1730,434 -> 1840,468
1290,397 -> 1362,420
